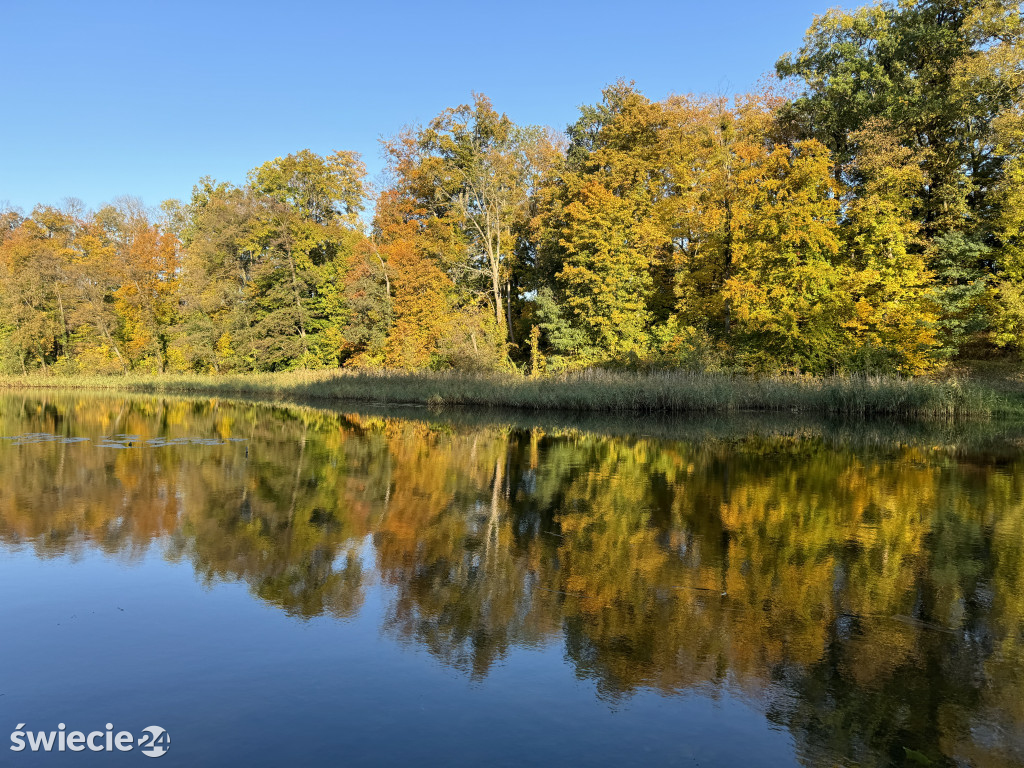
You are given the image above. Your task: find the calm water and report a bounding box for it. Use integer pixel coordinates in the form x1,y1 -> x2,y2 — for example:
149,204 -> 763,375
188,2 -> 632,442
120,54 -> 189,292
2,394 -> 1023,767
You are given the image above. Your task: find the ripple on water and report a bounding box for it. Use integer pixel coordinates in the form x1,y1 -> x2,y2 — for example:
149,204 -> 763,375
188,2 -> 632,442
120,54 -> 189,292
1,433 -> 245,448
2,433 -> 92,445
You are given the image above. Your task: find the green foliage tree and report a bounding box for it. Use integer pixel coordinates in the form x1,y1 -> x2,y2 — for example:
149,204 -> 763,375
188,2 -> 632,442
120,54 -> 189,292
777,0 -> 1024,358
172,151 -> 367,372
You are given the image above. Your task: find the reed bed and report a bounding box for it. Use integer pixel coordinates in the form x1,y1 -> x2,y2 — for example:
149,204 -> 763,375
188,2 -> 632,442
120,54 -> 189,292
0,368 -> 1011,420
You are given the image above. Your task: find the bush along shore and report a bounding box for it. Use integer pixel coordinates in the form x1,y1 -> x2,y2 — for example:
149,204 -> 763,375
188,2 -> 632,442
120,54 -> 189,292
0,369 -> 1018,421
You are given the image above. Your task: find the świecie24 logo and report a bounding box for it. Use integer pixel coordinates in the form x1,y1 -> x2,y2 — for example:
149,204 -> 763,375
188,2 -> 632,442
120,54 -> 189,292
10,723 -> 170,757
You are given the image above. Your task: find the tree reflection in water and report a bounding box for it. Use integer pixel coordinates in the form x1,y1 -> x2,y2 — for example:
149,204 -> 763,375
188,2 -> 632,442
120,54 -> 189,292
1,392 -> 1022,767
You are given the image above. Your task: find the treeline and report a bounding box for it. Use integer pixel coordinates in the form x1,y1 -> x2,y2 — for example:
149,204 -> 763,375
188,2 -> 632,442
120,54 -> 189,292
1,0 -> 1022,376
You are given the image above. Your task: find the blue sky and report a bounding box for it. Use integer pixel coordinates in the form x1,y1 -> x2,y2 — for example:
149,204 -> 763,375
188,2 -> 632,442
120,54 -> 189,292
0,0 -> 836,213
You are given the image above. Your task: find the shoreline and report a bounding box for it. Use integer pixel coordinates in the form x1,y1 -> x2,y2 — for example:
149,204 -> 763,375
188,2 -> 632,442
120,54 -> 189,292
1,369 -> 1020,421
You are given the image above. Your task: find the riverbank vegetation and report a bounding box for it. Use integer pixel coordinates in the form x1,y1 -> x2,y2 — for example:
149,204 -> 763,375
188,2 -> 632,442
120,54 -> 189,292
1,0 -> 1021,381
1,368 -> 1018,419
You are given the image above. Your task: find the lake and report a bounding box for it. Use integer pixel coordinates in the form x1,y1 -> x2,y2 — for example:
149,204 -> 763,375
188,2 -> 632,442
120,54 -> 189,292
2,393 -> 1023,766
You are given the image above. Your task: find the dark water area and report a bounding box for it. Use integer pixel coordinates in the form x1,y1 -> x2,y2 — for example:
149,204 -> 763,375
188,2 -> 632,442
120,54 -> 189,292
2,393 -> 1023,767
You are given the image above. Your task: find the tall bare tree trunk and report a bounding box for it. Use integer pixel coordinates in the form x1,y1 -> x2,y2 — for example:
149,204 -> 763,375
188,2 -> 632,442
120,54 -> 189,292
506,281 -> 515,344
491,262 -> 506,338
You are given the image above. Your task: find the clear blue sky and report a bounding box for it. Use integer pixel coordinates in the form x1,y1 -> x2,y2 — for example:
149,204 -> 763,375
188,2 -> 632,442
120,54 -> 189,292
0,0 -> 836,213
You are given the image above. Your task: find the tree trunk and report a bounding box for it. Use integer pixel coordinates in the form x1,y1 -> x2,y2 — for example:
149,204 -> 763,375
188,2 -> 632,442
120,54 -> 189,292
491,263 -> 506,339
288,255 -> 306,339
374,249 -> 390,299
723,195 -> 733,335
505,281 -> 516,344
56,290 -> 70,353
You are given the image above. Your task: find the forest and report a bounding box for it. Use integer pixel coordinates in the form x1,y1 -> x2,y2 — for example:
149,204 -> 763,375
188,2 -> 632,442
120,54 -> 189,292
1,0 -> 1022,378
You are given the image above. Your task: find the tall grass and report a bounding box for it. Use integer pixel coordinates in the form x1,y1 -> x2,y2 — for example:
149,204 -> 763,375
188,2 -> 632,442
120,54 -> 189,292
0,368 -> 1008,419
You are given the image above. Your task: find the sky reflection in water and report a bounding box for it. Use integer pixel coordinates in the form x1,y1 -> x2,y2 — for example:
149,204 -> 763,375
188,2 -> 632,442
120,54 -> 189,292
1,393 -> 1022,767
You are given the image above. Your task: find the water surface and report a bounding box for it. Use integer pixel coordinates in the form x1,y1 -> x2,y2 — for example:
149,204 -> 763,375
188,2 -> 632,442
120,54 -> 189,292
2,393 -> 1023,766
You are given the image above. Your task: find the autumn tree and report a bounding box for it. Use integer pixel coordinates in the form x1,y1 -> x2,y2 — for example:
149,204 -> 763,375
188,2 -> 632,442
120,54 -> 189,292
659,93 -> 781,353
991,105 -> 1024,355
375,95 -> 550,369
172,150 -> 367,372
722,139 -> 848,372
777,0 -> 1024,356
0,203 -> 108,373
659,92 -> 851,372
91,198 -> 180,372
840,122 -> 941,371
0,207 -> 73,372
535,82 -> 671,366
170,180 -> 260,371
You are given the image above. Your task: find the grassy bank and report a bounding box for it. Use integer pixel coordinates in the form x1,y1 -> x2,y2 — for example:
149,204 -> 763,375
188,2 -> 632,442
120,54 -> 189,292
1,368 -> 1019,420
